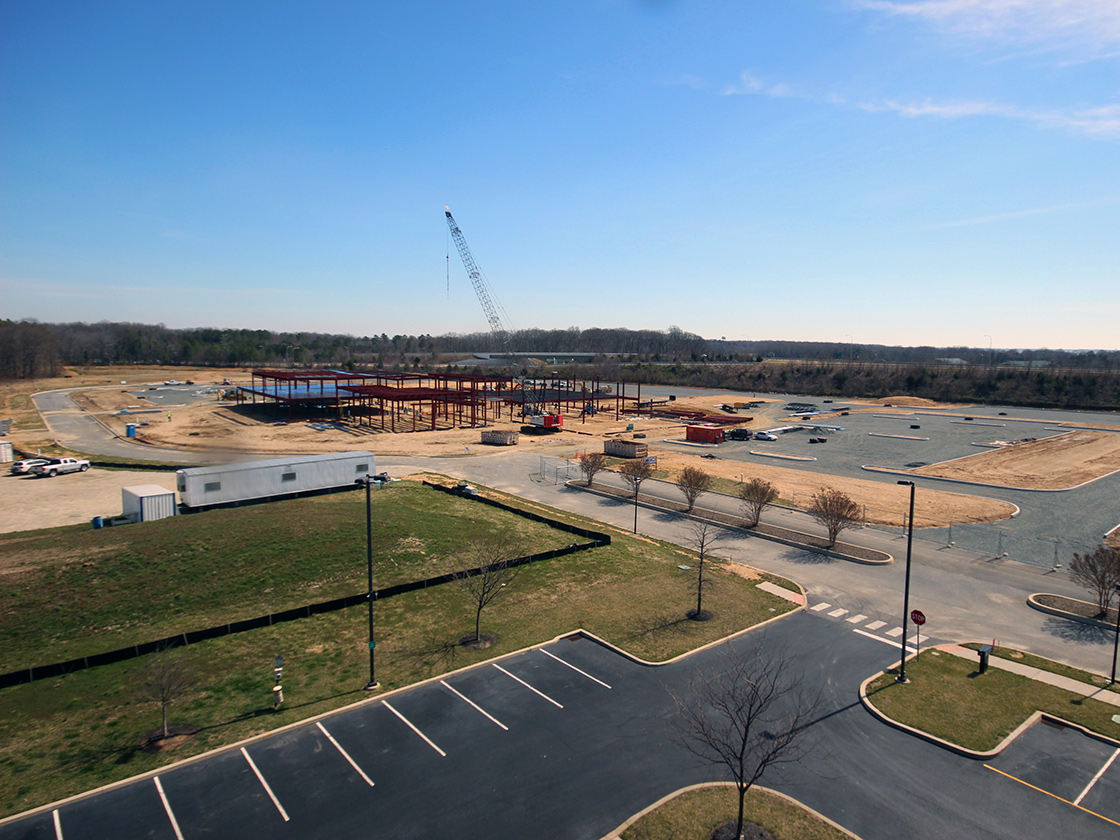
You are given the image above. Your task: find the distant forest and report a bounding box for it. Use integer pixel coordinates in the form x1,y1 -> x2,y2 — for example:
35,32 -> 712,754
3,319 -> 1119,410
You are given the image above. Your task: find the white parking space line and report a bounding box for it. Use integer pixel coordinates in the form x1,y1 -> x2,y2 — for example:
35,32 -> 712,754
828,608 -> 849,618
493,664 -> 564,708
865,620 -> 886,630
853,628 -> 917,652
383,701 -> 447,757
52,810 -> 62,840
540,649 -> 612,689
810,603 -> 831,612
316,721 -> 375,786
885,627 -> 904,637
241,747 -> 290,822
154,776 -> 185,840
440,680 -> 509,730
846,614 -> 868,623
1075,747 -> 1120,805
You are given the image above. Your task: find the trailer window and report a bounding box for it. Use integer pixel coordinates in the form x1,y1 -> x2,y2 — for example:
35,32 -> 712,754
355,463 -> 369,473
204,481 -> 221,493
282,472 -> 297,482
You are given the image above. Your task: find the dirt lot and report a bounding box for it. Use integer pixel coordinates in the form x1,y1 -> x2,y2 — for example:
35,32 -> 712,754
911,431 -> 1120,490
0,469 -> 177,536
6,373 -> 1102,532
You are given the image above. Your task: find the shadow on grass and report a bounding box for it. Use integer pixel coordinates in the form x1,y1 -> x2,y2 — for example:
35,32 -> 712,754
629,612 -> 694,641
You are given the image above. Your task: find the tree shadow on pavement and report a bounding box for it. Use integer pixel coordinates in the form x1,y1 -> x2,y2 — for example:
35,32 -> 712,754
1041,617 -> 1112,646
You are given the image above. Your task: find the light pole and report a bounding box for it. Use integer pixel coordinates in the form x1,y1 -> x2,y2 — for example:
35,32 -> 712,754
632,476 -> 643,534
1110,582 -> 1120,684
356,476 -> 379,691
897,480 -> 916,683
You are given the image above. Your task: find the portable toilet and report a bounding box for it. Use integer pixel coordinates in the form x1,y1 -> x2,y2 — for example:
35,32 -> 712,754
122,485 -> 178,522
125,423 -> 138,438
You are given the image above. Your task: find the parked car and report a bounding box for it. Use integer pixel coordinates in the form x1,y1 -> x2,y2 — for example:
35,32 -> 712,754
726,429 -> 753,441
30,457 -> 90,477
10,458 -> 49,475
163,379 -> 183,385
753,432 -> 778,441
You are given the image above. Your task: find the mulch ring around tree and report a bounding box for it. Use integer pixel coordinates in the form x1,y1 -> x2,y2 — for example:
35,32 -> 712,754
458,632 -> 498,650
711,819 -> 775,840
138,724 -> 200,753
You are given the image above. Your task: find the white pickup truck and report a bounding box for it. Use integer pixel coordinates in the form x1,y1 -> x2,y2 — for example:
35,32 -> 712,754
31,457 -> 90,477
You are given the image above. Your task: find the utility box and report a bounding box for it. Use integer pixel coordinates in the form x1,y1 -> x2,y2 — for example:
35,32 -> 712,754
605,439 -> 648,459
978,644 -> 993,674
686,425 -> 725,444
0,441 -> 13,463
122,485 -> 178,523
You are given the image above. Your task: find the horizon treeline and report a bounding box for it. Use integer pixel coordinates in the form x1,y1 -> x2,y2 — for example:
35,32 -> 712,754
2,319 -> 1118,409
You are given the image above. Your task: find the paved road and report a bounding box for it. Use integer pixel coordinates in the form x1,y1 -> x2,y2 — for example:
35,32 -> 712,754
5,615 -> 1118,840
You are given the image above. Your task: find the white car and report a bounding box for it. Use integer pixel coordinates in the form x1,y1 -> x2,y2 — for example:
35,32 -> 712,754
30,457 -> 90,477
754,432 -> 778,441
10,458 -> 49,475
163,379 -> 183,386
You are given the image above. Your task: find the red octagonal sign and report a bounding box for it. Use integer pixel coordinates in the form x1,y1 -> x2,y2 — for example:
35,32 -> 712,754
911,609 -> 926,626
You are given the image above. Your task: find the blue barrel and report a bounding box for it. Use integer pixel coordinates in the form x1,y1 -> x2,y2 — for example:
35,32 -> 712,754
92,517 -> 104,529
125,423 -> 137,438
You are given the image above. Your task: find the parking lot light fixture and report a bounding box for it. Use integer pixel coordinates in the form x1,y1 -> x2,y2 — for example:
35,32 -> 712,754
1111,582 -> 1120,685
356,476 -> 379,691
897,480 -> 916,684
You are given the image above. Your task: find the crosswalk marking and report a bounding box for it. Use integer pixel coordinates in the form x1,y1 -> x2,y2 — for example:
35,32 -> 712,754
846,614 -> 868,623
828,608 -> 848,618
865,620 -> 886,630
885,627 -> 904,637
810,602 -> 831,612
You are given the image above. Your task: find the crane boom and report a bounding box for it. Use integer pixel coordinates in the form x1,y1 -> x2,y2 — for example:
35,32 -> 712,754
444,208 -> 511,351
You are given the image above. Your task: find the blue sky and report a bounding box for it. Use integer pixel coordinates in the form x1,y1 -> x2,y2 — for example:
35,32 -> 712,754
3,1 -> 1118,349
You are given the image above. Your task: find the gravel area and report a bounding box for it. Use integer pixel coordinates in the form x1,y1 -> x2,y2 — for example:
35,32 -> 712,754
0,469 -> 177,534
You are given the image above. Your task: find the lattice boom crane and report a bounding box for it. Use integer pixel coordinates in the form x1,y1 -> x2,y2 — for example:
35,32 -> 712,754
444,207 -> 511,351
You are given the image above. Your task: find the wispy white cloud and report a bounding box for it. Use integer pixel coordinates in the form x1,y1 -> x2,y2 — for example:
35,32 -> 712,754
863,97 -> 1120,137
722,72 -> 801,99
721,70 -> 1120,138
923,198 -> 1115,228
856,0 -> 1120,58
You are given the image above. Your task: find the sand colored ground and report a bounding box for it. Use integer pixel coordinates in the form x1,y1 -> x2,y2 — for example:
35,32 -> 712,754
646,448 -> 1015,529
911,431 -> 1120,490
7,372 -> 1098,532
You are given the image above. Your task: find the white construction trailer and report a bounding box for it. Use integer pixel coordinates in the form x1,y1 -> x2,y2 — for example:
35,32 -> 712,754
176,450 -> 376,509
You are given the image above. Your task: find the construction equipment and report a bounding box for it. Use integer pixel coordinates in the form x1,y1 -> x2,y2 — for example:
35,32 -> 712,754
444,207 -> 512,353
444,207 -> 563,432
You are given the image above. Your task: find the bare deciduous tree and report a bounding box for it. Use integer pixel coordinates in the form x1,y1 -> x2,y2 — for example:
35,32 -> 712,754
684,516 -> 726,621
451,532 -> 526,646
672,642 -> 820,840
738,478 -> 778,528
808,487 -> 862,548
1069,544 -> 1120,617
578,451 -> 609,487
677,466 -> 712,513
136,647 -> 196,740
618,457 -> 654,493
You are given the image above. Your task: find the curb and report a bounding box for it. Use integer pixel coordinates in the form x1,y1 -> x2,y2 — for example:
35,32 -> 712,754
599,782 -> 862,840
1027,593 -> 1116,631
857,644 -> 1120,760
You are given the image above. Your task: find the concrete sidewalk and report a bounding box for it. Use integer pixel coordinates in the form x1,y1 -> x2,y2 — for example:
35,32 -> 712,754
941,644 -> 1120,708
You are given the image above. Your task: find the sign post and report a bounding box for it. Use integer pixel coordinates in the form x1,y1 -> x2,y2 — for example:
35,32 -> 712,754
910,610 -> 926,660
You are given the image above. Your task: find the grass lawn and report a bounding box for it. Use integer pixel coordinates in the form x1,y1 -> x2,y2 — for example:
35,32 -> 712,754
0,483 -> 800,818
621,785 -> 855,840
865,649 -> 1120,752
0,481 -> 575,672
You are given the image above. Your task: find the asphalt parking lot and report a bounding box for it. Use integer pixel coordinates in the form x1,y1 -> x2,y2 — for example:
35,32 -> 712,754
655,398 -> 1120,568
5,613 -> 1118,840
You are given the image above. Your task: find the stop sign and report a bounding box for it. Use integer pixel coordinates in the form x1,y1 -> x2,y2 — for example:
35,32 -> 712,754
911,609 -> 926,626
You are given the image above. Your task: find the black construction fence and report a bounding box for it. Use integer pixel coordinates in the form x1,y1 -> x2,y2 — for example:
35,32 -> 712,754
0,482 -> 610,689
